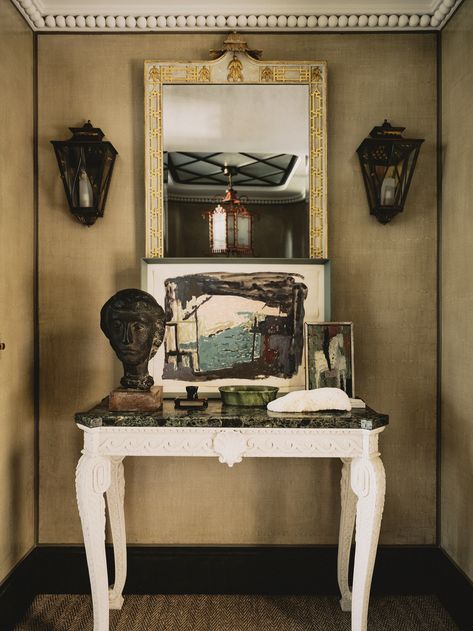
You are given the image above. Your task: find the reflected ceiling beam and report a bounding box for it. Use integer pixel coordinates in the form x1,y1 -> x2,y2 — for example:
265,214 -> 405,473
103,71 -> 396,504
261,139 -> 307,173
12,0 -> 462,31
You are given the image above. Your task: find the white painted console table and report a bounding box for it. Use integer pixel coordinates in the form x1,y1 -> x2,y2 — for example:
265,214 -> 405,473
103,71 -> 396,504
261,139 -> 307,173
75,400 -> 388,631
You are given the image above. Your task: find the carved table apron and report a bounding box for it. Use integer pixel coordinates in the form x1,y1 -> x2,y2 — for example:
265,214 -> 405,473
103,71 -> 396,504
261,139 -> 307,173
75,401 -> 388,631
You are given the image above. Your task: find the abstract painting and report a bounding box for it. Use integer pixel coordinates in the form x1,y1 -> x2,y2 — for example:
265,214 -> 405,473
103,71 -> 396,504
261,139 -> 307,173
305,322 -> 354,397
143,260 -> 329,393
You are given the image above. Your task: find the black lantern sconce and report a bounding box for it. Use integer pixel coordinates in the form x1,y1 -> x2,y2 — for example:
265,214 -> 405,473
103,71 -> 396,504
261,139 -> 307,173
204,166 -> 254,256
356,120 -> 424,224
51,121 -> 118,226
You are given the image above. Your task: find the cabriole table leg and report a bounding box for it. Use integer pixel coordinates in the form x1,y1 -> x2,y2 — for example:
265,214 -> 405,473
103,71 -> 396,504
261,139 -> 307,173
76,452 -> 112,631
106,456 -> 127,610
338,457 -> 357,612
350,454 -> 386,631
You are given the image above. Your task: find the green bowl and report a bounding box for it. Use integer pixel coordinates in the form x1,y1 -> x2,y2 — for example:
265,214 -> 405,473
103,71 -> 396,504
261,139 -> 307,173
219,385 -> 279,407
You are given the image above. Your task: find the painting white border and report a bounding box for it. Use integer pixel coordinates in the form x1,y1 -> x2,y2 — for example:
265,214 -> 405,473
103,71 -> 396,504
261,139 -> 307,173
143,259 -> 330,395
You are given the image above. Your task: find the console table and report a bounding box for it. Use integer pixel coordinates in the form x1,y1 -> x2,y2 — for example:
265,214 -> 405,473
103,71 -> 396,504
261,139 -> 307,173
75,400 -> 388,631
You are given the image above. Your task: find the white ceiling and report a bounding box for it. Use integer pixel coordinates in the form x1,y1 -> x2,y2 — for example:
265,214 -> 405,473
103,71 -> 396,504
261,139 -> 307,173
12,0 -> 462,31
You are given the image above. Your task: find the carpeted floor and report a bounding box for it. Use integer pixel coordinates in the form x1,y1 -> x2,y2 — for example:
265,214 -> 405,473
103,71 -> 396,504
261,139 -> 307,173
15,594 -> 458,631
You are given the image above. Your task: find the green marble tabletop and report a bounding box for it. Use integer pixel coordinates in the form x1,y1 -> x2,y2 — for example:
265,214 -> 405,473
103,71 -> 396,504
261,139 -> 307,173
75,398 -> 389,431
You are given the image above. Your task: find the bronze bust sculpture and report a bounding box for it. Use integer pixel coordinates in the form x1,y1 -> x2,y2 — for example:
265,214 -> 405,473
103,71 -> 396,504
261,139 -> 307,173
100,288 -> 165,391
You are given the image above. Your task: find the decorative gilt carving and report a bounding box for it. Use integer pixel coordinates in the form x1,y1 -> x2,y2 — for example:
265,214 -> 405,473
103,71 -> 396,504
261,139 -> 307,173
198,66 -> 211,82
209,32 -> 262,60
261,66 -> 274,82
227,55 -> 244,82
148,66 -> 159,82
311,67 -> 323,82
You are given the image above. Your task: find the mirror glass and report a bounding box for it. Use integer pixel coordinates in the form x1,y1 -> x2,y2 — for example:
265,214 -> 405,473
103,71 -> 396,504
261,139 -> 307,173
162,84 -> 309,258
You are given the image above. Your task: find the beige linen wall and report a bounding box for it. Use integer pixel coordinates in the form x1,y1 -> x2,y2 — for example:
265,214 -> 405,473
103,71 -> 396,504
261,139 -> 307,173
38,33 -> 437,544
0,0 -> 35,581
442,0 -> 473,581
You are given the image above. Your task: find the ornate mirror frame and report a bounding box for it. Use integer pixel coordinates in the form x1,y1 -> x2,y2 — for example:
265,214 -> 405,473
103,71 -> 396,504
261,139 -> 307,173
144,34 -> 327,259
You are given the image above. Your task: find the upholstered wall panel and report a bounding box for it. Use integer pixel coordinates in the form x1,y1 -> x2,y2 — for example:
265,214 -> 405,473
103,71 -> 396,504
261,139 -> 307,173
441,0 -> 473,582
37,33 -> 437,544
0,0 -> 35,582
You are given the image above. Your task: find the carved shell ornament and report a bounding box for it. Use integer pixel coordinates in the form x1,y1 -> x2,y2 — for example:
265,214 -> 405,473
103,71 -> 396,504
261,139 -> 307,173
213,430 -> 247,467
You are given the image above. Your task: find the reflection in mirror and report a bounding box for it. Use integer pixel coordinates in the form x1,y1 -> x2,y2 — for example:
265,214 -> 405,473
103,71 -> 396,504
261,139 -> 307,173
163,84 -> 309,258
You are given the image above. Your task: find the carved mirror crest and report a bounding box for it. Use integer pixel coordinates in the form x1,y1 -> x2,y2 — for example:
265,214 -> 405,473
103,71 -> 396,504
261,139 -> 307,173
144,33 -> 327,259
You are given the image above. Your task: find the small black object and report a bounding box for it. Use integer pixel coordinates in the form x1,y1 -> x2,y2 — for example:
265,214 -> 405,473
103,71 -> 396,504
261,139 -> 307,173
175,385 -> 208,410
186,386 -> 199,400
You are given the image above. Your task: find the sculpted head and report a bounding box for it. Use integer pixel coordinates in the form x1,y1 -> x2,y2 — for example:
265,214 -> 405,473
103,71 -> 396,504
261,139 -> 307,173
100,288 -> 165,390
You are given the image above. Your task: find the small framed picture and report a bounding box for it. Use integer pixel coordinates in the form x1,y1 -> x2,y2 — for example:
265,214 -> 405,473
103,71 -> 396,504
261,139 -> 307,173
305,322 -> 354,397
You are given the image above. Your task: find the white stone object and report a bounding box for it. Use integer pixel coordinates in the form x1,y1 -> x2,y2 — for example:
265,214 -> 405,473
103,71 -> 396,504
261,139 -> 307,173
267,388 -> 352,413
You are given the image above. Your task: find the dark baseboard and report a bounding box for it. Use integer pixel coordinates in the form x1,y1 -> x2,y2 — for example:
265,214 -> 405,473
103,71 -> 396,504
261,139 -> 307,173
32,544 -> 442,596
436,549 -> 473,630
2,545 -> 472,629
0,548 -> 37,631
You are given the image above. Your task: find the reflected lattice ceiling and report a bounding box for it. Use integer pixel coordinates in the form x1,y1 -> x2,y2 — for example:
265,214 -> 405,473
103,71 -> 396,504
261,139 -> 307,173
165,152 -> 298,188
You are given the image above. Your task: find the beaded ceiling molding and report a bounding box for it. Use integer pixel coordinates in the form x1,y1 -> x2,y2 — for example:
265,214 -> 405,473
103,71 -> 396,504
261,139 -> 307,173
12,0 -> 461,32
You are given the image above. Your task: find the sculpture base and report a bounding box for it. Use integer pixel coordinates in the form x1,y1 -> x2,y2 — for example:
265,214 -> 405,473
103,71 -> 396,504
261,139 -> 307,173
109,386 -> 163,412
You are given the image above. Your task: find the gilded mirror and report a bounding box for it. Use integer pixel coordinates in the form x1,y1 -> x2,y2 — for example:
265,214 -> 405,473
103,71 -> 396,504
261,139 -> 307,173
144,34 -> 327,259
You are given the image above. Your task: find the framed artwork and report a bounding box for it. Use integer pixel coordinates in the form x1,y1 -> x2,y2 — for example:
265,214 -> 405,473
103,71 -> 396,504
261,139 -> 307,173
143,259 -> 330,394
305,322 -> 354,397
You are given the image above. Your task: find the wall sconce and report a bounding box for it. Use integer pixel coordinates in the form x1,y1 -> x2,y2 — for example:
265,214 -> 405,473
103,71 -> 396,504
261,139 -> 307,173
204,166 -> 254,256
51,121 -> 118,226
356,120 -> 424,224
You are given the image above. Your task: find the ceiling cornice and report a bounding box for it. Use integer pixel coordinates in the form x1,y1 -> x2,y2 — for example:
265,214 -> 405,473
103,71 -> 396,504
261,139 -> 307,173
12,0 -> 461,32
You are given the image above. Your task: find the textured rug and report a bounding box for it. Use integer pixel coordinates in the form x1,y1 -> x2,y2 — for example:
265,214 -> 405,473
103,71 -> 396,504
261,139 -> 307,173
15,594 -> 458,631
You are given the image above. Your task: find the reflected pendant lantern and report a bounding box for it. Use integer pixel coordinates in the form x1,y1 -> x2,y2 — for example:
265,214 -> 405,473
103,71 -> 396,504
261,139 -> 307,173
356,120 -> 424,224
205,167 -> 253,256
51,121 -> 118,226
